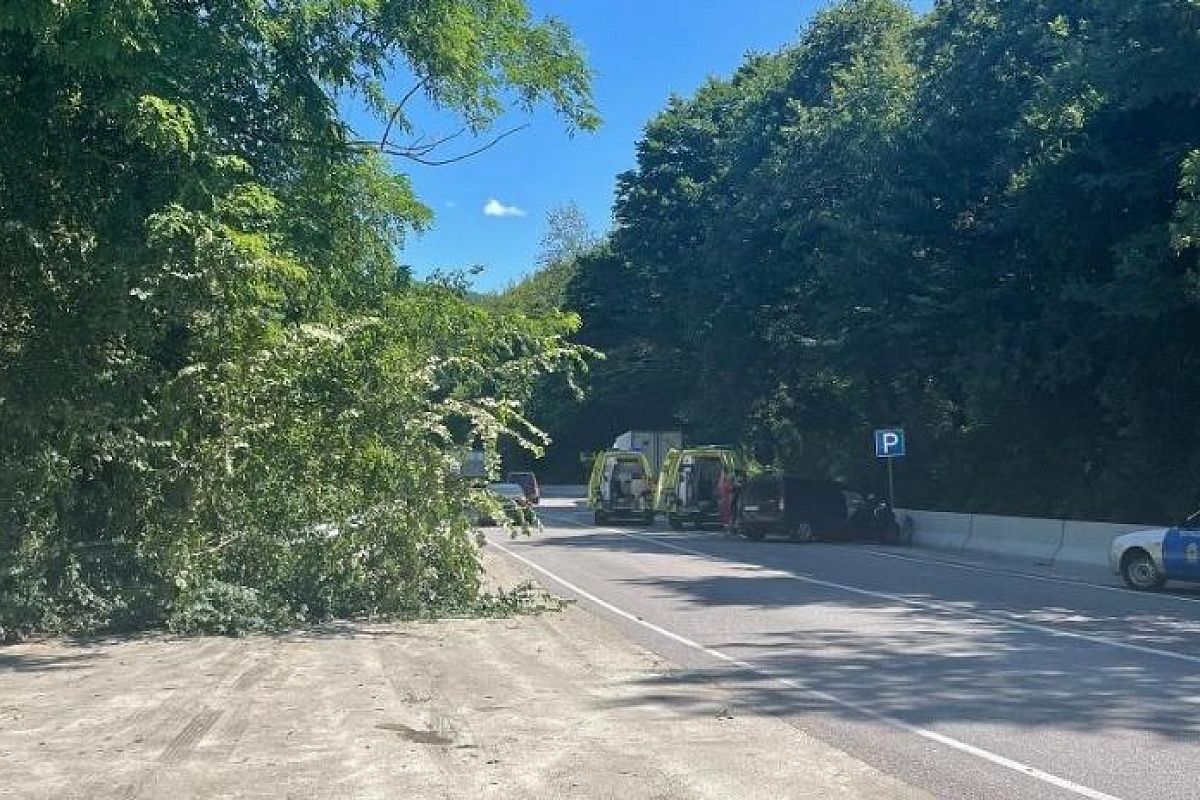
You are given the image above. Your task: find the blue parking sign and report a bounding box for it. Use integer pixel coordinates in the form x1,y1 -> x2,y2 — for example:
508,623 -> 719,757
874,428 -> 906,458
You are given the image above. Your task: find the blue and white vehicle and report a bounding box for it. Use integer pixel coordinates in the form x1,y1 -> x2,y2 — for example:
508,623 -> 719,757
1110,510 -> 1200,590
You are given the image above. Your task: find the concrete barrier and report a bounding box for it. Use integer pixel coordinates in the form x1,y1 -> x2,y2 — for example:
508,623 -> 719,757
900,506 -> 1158,572
902,510 -> 973,553
1056,521 -> 1146,569
965,514 -> 1064,563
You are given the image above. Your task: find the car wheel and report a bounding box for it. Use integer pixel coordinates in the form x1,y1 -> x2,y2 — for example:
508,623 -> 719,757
1122,550 -> 1166,591
790,523 -> 815,543
594,510 -> 608,525
668,514 -> 683,531
642,512 -> 655,526
743,527 -> 766,541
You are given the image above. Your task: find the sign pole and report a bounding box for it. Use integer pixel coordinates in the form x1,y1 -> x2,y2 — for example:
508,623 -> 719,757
874,428 -> 905,509
887,457 -> 895,508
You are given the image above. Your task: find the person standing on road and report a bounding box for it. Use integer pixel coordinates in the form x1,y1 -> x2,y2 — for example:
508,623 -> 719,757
718,469 -> 735,529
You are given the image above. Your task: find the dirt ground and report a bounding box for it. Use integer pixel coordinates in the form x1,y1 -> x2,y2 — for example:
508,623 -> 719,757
0,546 -> 926,799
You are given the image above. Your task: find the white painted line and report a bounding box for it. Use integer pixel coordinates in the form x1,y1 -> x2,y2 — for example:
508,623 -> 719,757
852,546 -> 1200,607
539,506 -> 1200,605
491,538 -> 1124,800
537,510 -> 1200,667
630,527 -> 1200,667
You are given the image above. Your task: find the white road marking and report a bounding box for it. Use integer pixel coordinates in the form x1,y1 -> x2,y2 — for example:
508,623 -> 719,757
549,505 -> 1200,607
851,546 -> 1200,606
491,538 -> 1124,800
553,505 -> 1113,590
541,510 -> 1200,667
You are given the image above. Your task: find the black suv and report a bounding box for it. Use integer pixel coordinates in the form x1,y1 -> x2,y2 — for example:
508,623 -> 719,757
733,474 -> 901,543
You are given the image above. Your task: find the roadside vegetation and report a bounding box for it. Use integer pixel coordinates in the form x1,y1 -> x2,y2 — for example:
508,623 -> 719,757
504,0 -> 1200,523
0,0 -> 597,638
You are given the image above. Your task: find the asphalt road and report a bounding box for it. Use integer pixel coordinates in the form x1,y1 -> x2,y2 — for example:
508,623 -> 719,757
487,498 -> 1200,800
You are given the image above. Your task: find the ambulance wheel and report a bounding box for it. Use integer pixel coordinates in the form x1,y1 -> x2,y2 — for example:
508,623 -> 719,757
1121,550 -> 1166,591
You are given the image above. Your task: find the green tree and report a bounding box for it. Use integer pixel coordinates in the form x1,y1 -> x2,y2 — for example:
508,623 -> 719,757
557,0 -> 1200,520
491,202 -> 597,316
0,0 -> 597,637
486,204 -> 603,480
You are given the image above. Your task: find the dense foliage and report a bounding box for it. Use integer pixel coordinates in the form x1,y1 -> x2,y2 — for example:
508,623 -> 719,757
529,0 -> 1200,522
0,0 -> 596,638
490,204 -> 604,478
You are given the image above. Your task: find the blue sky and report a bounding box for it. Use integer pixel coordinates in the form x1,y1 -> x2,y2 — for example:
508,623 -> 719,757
342,1 -> 927,292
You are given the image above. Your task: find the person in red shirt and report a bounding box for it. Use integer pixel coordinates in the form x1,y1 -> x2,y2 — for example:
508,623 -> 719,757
718,470 -> 735,529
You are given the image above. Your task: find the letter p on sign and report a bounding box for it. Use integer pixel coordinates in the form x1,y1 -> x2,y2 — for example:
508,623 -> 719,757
874,429 -> 906,458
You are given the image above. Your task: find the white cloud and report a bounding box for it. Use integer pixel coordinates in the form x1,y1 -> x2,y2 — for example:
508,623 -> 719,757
482,198 -> 527,218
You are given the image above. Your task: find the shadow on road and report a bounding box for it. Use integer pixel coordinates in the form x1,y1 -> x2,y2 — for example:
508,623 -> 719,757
523,528 -> 1200,741
604,640 -> 1200,743
0,651 -> 103,673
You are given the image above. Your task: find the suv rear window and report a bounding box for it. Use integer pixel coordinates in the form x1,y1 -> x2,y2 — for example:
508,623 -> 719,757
783,478 -> 846,519
742,477 -> 780,505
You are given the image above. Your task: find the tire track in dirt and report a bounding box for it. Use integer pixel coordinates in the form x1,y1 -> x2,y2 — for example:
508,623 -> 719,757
159,708 -> 223,763
89,639 -> 278,798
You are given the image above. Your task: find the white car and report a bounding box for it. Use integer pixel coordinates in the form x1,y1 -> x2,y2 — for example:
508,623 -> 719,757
1110,510 -> 1200,590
